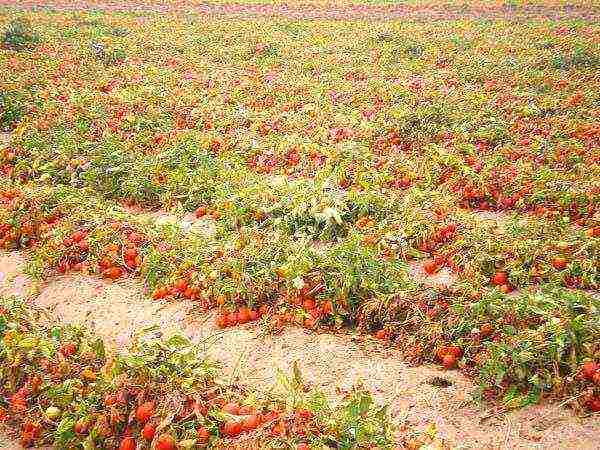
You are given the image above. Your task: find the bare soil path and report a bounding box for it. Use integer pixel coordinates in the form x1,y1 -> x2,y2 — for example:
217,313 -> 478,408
1,251 -> 600,449
1,0 -> 599,21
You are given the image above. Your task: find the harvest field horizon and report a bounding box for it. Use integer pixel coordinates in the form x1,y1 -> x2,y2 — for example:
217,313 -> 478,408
0,1 -> 599,449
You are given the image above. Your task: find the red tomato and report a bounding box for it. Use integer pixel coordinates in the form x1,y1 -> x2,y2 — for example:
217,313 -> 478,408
195,206 -> 208,218
156,434 -> 176,450
222,402 -> 240,415
197,426 -> 210,443
223,420 -> 242,437
581,361 -> 599,380
303,298 -> 316,310
242,414 -> 260,432
118,437 -> 136,450
551,256 -> 567,270
491,271 -> 508,285
423,260 -> 439,275
135,401 -> 155,424
237,307 -> 251,324
442,354 -> 457,370
142,422 -> 156,441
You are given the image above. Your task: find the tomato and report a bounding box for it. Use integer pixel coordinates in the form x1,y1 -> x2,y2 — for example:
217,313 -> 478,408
551,256 -> 567,270
303,317 -> 317,329
587,397 -> 600,412
136,401 -> 155,424
60,342 -> 77,357
223,420 -> 242,437
71,230 -> 86,243
195,206 -> 208,218
303,298 -> 316,310
423,260 -> 439,275
480,323 -> 494,338
446,345 -> 463,358
103,266 -> 123,280
74,419 -> 89,435
153,287 -> 167,300
197,426 -> 210,443
118,437 -> 136,450
156,434 -> 176,450
226,312 -> 238,326
270,422 -> 285,436
216,313 -> 228,328
222,402 -> 240,415
237,307 -> 251,324
491,271 -> 508,285
242,414 -> 260,432
142,422 -> 156,440
295,409 -> 313,420
249,309 -> 259,321
442,354 -> 457,370
322,300 -> 333,315
124,247 -> 138,259
174,278 -> 188,292
238,405 -> 257,415
581,361 -> 599,380
375,329 -> 389,340
297,444 -> 310,450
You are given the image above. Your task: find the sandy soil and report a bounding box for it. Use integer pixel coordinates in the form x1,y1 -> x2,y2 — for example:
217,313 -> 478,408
1,251 -> 599,449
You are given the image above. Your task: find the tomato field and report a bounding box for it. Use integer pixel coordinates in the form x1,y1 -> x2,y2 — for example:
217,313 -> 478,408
1,1 -> 599,449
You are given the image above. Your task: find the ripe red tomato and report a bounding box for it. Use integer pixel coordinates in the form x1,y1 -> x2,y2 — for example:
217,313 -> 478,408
153,287 -> 167,300
238,405 -> 257,415
118,437 -> 136,450
551,256 -> 567,270
587,397 -> 600,412
197,426 -> 210,443
223,420 -> 242,437
581,361 -> 599,380
222,402 -> 240,415
491,271 -> 508,285
270,422 -> 285,436
249,309 -> 259,321
103,266 -> 123,280
303,298 -> 316,310
74,419 -> 89,435
446,345 -> 463,358
60,342 -> 77,357
242,414 -> 260,432
295,409 -> 313,420
156,434 -> 176,450
226,312 -> 238,326
174,278 -> 188,292
442,354 -> 457,370
142,422 -> 156,440
195,206 -> 208,218
237,307 -> 251,324
135,401 -> 155,424
375,329 -> 389,340
297,443 -> 310,450
423,260 -> 439,275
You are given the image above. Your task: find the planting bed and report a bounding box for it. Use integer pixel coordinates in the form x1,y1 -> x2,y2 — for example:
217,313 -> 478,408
1,0 -> 600,448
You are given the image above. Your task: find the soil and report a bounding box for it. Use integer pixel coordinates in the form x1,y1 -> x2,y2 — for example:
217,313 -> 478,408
1,250 -> 600,449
